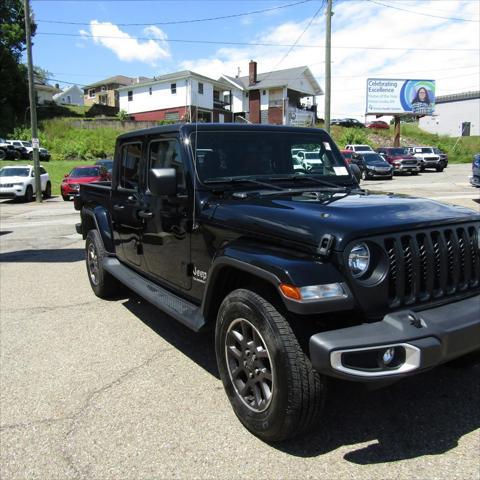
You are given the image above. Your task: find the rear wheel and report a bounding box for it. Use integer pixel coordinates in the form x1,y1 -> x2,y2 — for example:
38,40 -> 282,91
62,195 -> 70,201
85,229 -> 123,298
216,289 -> 326,442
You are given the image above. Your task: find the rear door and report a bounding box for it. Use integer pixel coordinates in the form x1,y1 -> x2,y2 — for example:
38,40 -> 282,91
111,141 -> 145,268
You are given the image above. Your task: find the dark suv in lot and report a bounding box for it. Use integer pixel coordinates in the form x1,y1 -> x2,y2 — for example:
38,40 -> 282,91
75,124 -> 480,442
377,147 -> 420,175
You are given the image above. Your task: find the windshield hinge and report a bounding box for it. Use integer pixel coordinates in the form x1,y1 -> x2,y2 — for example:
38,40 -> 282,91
318,234 -> 335,257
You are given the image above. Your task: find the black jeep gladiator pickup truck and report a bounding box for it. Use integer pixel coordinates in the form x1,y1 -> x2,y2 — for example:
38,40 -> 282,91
75,124 -> 480,442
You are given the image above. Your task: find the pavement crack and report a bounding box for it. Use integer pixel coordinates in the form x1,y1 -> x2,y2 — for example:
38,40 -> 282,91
2,300 -> 101,314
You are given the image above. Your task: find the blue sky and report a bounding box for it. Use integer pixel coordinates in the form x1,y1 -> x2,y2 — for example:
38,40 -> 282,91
29,0 -> 480,118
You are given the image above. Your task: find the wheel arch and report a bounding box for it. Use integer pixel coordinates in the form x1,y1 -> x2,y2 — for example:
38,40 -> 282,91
81,206 -> 115,253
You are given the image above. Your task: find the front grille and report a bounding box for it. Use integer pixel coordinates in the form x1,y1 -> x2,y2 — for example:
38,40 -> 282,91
402,160 -> 416,165
0,184 -> 14,188
385,225 -> 479,308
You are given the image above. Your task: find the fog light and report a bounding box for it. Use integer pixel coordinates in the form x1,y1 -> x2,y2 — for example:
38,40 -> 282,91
382,348 -> 395,365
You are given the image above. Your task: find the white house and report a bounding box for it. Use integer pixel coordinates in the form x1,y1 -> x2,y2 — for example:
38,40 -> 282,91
419,91 -> 480,137
118,71 -> 234,123
116,61 -> 323,126
34,82 -> 61,105
53,85 -> 84,106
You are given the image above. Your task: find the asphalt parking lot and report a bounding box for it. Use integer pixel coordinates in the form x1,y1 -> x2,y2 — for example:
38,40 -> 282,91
1,164 -> 479,480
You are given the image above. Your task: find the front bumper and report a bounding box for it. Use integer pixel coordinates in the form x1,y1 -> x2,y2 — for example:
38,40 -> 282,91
309,294 -> 480,381
0,186 -> 26,198
393,165 -> 419,172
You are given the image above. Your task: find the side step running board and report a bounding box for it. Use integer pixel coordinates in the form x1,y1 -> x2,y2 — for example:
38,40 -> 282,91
103,257 -> 205,332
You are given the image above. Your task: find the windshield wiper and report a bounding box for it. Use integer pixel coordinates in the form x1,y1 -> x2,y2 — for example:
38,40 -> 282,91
270,173 -> 355,191
203,177 -> 286,191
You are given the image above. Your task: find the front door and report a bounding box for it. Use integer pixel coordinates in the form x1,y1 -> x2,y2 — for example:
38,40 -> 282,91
141,137 -> 191,290
111,141 -> 144,267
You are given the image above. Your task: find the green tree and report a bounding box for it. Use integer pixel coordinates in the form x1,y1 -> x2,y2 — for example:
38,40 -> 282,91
0,0 -> 36,135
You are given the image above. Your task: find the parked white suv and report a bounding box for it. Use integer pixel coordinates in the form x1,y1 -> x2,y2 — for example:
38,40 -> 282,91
407,146 -> 446,172
0,165 -> 51,202
345,144 -> 374,153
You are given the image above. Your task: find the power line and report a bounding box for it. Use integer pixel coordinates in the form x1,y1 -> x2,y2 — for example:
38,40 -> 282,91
366,0 -> 480,22
36,0 -> 313,26
37,32 -> 480,51
260,2 -> 324,85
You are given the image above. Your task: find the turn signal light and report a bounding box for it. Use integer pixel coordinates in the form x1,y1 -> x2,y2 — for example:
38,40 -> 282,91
279,284 -> 302,300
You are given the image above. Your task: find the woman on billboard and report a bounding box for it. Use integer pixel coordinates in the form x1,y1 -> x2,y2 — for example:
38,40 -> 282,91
411,86 -> 434,115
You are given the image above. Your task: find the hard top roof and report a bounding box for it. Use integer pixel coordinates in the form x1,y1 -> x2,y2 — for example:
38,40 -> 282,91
117,123 -> 328,141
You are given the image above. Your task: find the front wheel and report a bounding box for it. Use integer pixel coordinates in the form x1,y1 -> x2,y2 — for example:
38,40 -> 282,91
436,166 -> 444,172
411,171 -> 419,175
23,185 -> 33,202
215,289 -> 326,442
361,170 -> 369,180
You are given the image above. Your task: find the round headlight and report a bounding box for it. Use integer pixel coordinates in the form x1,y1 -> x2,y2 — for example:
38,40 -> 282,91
348,242 -> 370,278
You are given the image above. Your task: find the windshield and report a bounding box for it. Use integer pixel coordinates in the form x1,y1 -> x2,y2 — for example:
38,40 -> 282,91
362,153 -> 387,164
388,148 -> 408,156
0,167 -> 30,177
355,146 -> 372,152
21,141 -> 32,147
192,131 -> 350,184
69,167 -> 101,178
95,160 -> 113,171
416,148 -> 433,153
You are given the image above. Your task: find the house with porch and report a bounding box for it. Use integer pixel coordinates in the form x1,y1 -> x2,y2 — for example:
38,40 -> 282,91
117,71 -> 234,122
221,61 -> 322,126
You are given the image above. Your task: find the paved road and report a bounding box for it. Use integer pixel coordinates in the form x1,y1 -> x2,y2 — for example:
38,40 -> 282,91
1,166 -> 479,479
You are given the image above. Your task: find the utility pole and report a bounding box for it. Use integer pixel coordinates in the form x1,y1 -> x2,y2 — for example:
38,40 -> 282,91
23,0 -> 42,203
324,0 -> 332,133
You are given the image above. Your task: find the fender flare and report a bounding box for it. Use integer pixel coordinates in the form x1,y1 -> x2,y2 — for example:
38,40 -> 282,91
201,243 -> 354,319
82,206 -> 115,253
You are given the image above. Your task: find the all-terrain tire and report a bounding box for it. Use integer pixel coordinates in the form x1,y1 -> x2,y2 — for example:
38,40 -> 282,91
85,229 -> 123,298
43,181 -> 52,199
215,288 -> 326,442
23,185 -> 33,202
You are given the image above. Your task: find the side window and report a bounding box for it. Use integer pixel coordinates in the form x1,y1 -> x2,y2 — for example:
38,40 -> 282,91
120,143 -> 142,190
149,139 -> 186,193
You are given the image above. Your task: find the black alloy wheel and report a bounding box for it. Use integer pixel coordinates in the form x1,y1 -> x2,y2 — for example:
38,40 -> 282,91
23,185 -> 33,202
43,181 -> 52,199
85,230 -> 124,298
216,288 -> 326,442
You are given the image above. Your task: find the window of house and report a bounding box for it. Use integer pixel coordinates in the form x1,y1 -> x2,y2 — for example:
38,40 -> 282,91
165,111 -> 180,121
67,95 -> 71,104
120,143 -> 142,189
149,87 -> 152,95
101,86 -> 106,92
198,82 -> 204,94
88,89 -> 96,98
171,83 -> 177,94
128,90 -> 133,101
149,139 -> 185,192
263,90 -> 266,95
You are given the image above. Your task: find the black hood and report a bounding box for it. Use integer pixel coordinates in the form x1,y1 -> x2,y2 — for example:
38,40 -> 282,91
208,191 -> 479,251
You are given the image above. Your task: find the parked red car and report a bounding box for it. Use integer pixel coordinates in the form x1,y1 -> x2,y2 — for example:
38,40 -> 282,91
61,165 -> 108,201
340,149 -> 354,164
367,120 -> 389,130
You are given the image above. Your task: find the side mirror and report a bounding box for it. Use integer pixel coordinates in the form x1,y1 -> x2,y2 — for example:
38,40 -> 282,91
149,168 -> 177,196
349,164 -> 362,183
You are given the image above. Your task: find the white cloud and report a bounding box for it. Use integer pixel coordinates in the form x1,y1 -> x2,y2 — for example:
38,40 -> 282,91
179,0 -> 479,120
83,21 -> 170,65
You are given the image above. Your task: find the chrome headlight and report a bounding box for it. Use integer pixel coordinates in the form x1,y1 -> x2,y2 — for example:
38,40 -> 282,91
348,242 -> 370,278
12,182 -> 24,186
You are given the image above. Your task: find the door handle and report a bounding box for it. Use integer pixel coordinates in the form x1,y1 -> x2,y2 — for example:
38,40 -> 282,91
138,210 -> 153,219
113,204 -> 124,211
126,195 -> 137,204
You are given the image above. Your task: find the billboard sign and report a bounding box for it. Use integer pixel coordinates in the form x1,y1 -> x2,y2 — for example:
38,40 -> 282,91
366,79 -> 435,115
